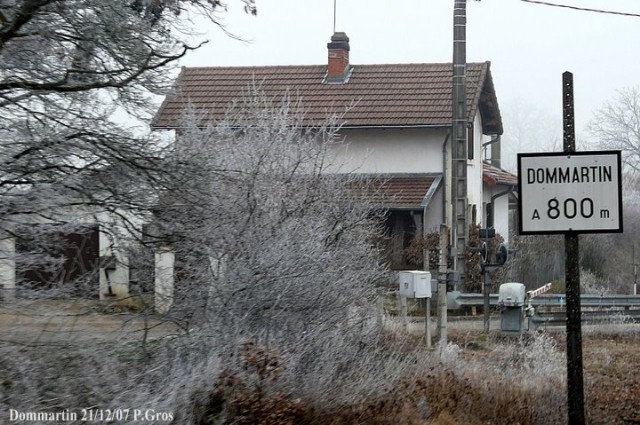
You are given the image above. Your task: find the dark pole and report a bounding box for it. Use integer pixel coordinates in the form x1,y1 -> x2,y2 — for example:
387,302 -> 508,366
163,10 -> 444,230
563,71 -> 585,425
483,270 -> 490,333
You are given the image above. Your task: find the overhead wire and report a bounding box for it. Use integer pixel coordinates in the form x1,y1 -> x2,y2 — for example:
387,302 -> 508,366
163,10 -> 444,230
520,0 -> 640,18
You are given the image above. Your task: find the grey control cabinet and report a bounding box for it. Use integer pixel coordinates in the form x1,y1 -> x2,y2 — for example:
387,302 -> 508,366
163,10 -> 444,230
498,282 -> 527,336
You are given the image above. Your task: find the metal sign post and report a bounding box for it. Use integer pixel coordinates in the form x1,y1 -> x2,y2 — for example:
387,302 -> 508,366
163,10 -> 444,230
517,72 -> 623,425
562,71 -> 585,425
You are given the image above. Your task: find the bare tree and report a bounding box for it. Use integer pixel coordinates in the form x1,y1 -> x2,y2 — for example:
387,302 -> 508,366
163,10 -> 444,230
580,88 -> 640,292
588,86 -> 640,174
0,90 -> 406,422
576,174 -> 640,293
0,0 -> 256,295
0,88 -> 574,425
153,89 -> 390,344
499,98 -> 562,172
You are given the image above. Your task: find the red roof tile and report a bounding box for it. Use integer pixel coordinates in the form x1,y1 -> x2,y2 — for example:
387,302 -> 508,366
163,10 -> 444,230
359,174 -> 443,209
153,63 -> 502,134
483,162 -> 518,187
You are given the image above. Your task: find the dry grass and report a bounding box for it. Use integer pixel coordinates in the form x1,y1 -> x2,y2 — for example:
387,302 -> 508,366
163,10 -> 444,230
198,324 -> 640,425
0,303 -> 638,425
191,327 -> 569,425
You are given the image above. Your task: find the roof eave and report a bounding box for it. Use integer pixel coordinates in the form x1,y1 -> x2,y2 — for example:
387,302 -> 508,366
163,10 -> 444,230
152,123 -> 454,131
478,62 -> 504,135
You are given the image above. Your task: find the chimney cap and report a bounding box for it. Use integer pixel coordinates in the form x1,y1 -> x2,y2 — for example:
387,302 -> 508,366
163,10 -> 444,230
331,32 -> 349,42
327,32 -> 350,51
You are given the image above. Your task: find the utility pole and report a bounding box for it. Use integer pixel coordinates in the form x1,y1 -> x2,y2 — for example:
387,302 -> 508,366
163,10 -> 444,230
451,0 -> 469,285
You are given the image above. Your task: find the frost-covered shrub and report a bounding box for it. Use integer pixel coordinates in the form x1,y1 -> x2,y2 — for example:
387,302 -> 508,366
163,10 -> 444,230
466,333 -> 566,423
580,269 -> 611,295
153,90 -> 390,348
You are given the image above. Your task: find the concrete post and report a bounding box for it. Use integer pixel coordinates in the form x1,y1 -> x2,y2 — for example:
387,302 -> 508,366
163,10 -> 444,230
155,247 -> 175,314
425,297 -> 432,348
98,221 -> 130,300
0,236 -> 16,301
452,0 -> 468,282
208,255 -> 227,298
398,292 -> 408,331
376,295 -> 384,331
110,252 -> 130,298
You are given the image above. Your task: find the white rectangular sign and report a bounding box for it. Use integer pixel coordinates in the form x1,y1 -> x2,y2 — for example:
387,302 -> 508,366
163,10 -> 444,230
517,151 -> 623,234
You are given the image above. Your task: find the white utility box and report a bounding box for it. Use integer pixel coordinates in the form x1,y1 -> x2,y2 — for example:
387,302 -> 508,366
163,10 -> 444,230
398,271 -> 432,298
498,282 -> 526,307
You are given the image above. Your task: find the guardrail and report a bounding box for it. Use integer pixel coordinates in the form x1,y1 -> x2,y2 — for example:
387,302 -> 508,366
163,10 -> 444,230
448,291 -> 640,310
531,310 -> 640,326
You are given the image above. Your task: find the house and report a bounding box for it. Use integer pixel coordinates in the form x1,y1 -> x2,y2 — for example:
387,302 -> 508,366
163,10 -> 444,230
152,32 -> 515,270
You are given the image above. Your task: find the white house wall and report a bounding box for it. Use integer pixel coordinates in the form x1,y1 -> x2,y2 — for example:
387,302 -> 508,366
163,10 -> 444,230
325,120 -> 499,234
424,189 -> 444,233
443,113 -> 492,232
483,185 -> 511,244
493,195 -> 510,243
328,127 -> 449,174
174,116 -> 507,246
467,114 -> 485,216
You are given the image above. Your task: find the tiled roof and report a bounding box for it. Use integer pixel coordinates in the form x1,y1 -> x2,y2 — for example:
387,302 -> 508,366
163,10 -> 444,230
361,174 -> 443,210
152,63 -> 502,134
483,162 -> 518,187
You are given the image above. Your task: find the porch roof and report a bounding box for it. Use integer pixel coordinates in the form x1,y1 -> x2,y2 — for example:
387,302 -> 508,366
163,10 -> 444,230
365,173 -> 443,210
483,163 -> 518,187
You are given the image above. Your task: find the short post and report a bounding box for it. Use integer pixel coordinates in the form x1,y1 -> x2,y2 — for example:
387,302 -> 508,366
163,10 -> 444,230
398,293 -> 408,331
376,294 -> 384,331
483,270 -> 490,333
0,235 -> 16,301
633,245 -> 638,295
425,297 -> 432,348
154,245 -> 175,314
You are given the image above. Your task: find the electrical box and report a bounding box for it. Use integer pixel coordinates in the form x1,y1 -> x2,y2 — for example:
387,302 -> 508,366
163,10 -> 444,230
498,282 -> 528,336
398,271 -> 432,299
501,308 -> 526,335
498,282 -> 526,307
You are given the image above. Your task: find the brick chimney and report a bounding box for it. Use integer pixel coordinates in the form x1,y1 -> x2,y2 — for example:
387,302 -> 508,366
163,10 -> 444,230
326,32 -> 351,83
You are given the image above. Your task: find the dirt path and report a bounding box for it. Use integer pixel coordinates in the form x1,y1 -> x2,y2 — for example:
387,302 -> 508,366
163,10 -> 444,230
0,299 -> 180,346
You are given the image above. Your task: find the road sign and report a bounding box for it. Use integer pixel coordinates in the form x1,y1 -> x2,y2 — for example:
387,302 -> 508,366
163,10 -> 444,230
517,150 -> 623,235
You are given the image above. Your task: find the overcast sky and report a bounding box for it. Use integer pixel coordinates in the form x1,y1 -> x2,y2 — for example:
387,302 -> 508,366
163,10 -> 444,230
179,0 -> 640,167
